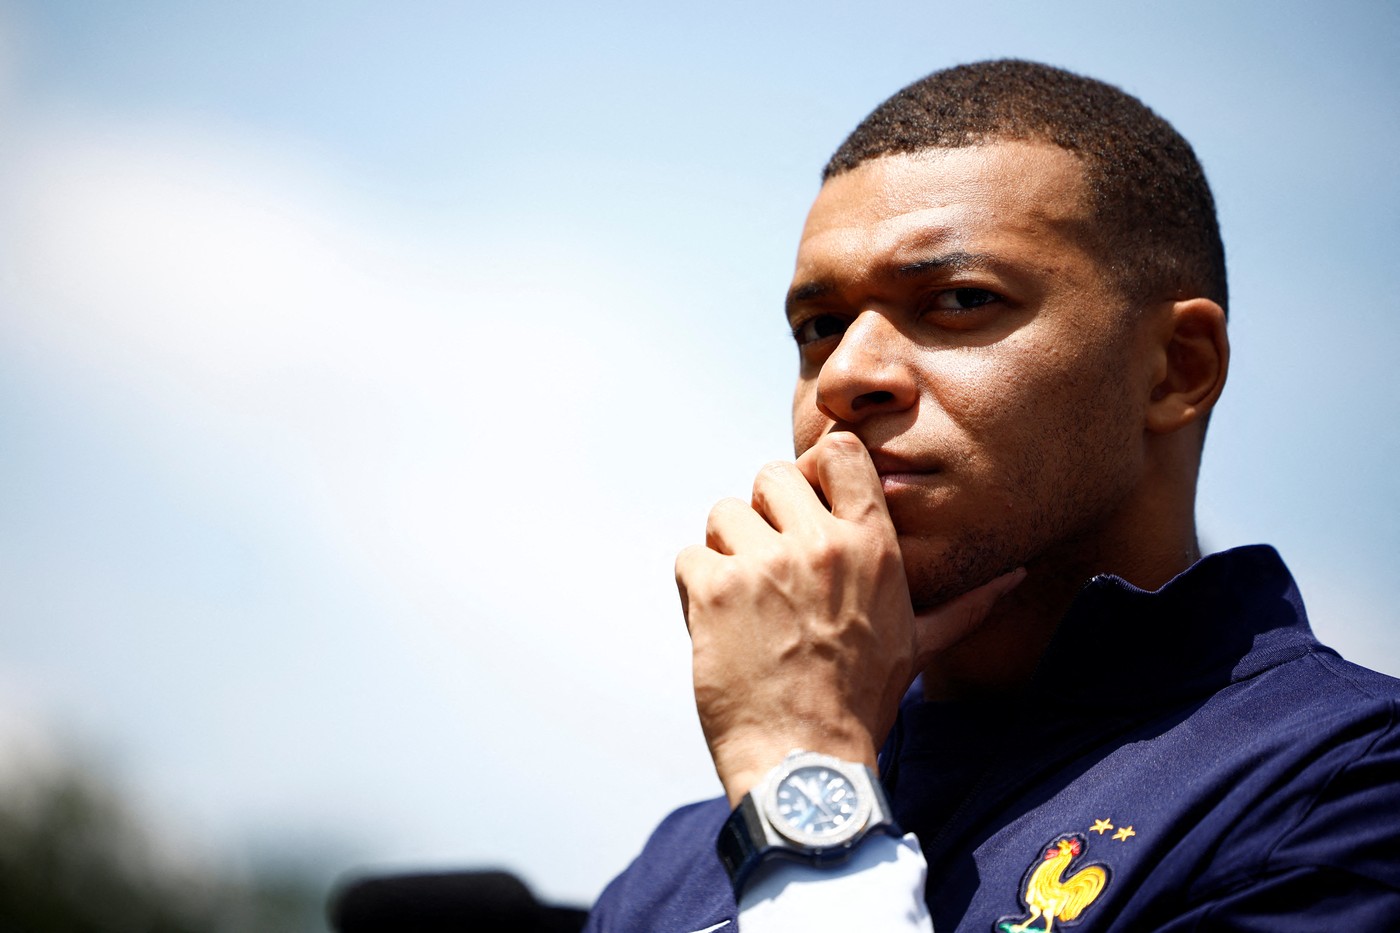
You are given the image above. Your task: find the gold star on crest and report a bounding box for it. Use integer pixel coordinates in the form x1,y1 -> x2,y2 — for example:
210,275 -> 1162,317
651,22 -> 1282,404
1112,825 -> 1136,841
1090,818 -> 1113,835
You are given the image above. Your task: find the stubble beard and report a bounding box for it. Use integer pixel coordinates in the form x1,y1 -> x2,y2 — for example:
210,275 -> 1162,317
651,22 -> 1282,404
900,333 -> 1145,610
898,426 -> 1140,612
900,526 -> 1022,611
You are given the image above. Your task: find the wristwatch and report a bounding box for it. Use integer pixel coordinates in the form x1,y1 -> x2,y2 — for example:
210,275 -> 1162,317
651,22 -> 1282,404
715,749 -> 900,894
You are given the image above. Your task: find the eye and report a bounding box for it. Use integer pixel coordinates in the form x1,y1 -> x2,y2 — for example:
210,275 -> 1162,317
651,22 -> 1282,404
929,287 -> 1000,311
792,314 -> 848,346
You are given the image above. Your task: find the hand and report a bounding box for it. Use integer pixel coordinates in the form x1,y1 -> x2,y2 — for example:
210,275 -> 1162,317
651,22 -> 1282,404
676,432 -> 1024,807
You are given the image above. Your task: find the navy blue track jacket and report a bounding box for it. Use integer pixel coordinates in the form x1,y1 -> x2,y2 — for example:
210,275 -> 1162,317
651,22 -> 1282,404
586,546 -> 1400,932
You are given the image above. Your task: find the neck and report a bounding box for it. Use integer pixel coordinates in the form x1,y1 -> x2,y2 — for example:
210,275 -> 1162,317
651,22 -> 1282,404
920,464 -> 1201,701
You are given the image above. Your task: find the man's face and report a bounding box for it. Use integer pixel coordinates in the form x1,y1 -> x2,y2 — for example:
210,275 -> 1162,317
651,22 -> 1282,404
789,142 -> 1155,607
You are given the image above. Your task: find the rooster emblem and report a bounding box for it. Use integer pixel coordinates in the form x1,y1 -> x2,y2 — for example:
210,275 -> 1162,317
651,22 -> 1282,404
994,833 -> 1109,933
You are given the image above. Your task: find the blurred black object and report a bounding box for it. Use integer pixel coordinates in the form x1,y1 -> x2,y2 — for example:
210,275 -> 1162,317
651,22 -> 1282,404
329,870 -> 588,933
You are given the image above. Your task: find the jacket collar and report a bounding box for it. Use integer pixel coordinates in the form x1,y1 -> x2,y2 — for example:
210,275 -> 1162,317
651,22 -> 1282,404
1035,544 -> 1320,712
892,545 -> 1322,751
880,546 -> 1324,854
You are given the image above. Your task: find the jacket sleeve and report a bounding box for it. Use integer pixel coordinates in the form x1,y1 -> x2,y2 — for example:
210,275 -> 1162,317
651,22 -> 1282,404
1170,865 -> 1400,931
1162,704 -> 1400,931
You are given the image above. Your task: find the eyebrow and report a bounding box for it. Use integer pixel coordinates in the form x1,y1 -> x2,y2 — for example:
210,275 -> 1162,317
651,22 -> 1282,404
785,250 -> 997,319
786,280 -> 832,309
895,251 -> 995,278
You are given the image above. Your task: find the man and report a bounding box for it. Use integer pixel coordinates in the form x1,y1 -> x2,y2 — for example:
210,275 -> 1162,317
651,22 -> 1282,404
586,60 -> 1400,932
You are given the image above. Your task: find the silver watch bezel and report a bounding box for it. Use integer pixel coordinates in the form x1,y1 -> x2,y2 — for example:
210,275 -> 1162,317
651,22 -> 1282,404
757,750 -> 875,849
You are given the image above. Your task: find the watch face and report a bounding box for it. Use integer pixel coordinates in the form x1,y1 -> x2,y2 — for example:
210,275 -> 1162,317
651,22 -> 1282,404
768,762 -> 870,847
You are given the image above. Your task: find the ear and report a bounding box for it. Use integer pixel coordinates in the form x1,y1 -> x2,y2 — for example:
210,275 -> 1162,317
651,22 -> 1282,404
1145,298 -> 1229,435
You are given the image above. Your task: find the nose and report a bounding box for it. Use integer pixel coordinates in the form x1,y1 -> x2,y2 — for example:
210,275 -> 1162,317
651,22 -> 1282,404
815,310 -> 917,424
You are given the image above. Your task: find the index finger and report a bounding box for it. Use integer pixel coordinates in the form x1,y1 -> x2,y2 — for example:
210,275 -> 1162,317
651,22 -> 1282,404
808,432 -> 891,524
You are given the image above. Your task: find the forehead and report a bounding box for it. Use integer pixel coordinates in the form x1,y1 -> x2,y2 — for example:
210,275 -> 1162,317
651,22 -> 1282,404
795,142 -> 1096,282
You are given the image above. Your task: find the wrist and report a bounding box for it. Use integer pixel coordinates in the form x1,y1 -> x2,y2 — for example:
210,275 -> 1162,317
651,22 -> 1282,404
723,767 -> 769,810
713,736 -> 879,808
716,749 -> 901,895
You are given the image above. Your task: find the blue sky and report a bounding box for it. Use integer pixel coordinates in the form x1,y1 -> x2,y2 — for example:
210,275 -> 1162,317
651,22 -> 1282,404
0,0 -> 1397,911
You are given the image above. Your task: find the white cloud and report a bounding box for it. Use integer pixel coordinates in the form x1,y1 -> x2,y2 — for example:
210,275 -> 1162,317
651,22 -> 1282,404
0,114 -> 765,899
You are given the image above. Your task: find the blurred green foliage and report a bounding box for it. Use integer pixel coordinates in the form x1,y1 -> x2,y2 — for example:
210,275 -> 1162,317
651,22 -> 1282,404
0,765 -> 327,933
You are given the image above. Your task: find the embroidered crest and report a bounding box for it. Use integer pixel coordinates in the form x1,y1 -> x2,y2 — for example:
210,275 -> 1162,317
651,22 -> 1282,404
993,831 -> 1113,933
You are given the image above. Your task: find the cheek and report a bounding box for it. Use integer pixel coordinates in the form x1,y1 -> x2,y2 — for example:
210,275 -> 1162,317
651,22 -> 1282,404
935,344 -> 1133,493
926,348 -> 1059,439
978,345 -> 1142,495
791,380 -> 824,455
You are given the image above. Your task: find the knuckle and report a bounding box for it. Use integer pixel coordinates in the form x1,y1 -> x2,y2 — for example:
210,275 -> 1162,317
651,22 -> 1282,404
759,460 -> 792,478
753,460 -> 793,493
805,527 -> 845,568
674,544 -> 703,579
706,559 -> 746,599
675,553 -> 748,609
823,431 -> 864,458
705,496 -> 747,531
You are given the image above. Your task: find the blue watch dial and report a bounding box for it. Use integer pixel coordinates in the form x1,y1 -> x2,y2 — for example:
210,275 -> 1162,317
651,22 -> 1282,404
773,764 -> 860,838
719,752 -> 894,893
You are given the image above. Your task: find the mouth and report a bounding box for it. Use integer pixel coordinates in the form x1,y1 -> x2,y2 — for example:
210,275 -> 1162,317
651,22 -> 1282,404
867,449 -> 944,494
878,472 -> 944,496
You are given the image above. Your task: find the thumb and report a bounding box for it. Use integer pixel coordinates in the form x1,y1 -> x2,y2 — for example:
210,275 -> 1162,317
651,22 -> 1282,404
911,567 -> 1027,666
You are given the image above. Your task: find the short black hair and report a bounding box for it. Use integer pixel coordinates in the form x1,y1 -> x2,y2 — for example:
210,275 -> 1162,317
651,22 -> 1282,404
825,59 -> 1227,314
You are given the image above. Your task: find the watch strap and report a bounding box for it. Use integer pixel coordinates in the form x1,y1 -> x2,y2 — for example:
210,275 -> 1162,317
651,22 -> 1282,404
715,753 -> 900,895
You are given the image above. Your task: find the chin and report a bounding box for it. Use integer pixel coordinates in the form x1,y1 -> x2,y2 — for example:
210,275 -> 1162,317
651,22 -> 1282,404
899,531 -> 1021,609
